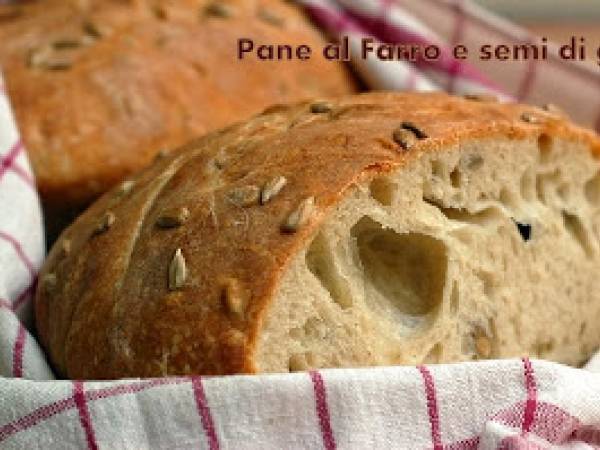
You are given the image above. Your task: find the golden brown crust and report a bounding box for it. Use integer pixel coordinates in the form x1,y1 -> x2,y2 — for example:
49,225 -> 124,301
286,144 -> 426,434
35,92 -> 600,379
0,0 -> 356,216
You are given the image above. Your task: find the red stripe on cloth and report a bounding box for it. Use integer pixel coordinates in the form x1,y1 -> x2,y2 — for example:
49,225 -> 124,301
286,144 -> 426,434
444,436 -> 480,450
11,323 -> 26,378
87,378 -> 185,401
8,162 -> 34,188
0,396 -> 76,442
11,277 -> 37,311
0,298 -> 12,310
0,378 -> 187,443
0,140 -> 23,181
73,382 -> 99,450
446,0 -> 466,93
309,370 -> 336,450
521,358 -> 537,434
0,230 -> 36,277
418,365 -> 442,450
191,377 -> 220,450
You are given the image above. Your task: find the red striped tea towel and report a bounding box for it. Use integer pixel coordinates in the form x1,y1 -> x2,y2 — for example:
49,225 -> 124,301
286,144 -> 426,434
1,0 -> 600,448
300,0 -> 600,132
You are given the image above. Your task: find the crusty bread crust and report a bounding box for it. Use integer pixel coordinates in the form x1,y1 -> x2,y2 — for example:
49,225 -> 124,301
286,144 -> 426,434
35,92 -> 600,379
0,0 -> 355,215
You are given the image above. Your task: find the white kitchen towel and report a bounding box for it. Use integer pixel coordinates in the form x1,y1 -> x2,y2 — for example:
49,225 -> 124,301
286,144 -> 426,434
1,0 -> 600,449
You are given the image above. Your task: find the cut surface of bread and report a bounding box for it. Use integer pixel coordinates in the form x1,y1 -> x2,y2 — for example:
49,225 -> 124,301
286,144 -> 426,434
258,134 -> 600,372
35,92 -> 600,379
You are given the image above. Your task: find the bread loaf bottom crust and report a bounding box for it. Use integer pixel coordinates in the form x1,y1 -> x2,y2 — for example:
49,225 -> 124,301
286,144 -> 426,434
258,135 -> 600,372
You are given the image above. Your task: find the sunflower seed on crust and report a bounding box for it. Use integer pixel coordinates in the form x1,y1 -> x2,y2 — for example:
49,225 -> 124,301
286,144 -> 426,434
400,121 -> 428,139
228,185 -> 260,207
168,248 -> 187,291
520,111 -> 541,124
261,175 -> 287,204
156,207 -> 190,228
392,127 -> 417,150
221,277 -> 247,318
203,2 -> 233,18
61,239 -> 72,256
464,93 -> 498,102
310,101 -> 332,114
281,196 -> 315,233
42,273 -> 57,293
93,211 -> 115,235
117,180 -> 135,196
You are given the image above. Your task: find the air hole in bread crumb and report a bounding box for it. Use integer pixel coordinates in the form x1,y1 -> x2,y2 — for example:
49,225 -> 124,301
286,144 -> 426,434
423,343 -> 443,364
306,232 -> 353,309
538,133 -> 553,164
513,220 -> 532,242
450,167 -> 461,188
351,217 -> 447,324
369,176 -> 396,206
563,211 -> 594,258
424,197 -> 504,227
584,172 -> 600,205
463,154 -> 484,171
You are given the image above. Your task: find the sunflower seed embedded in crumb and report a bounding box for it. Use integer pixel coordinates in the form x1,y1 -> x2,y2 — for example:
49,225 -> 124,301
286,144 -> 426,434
475,335 -> 492,358
281,196 -> 315,233
93,211 -> 115,235
221,277 -> 247,318
257,8 -> 285,27
261,175 -> 287,204
520,111 -> 541,124
400,121 -> 428,139
203,2 -> 234,18
156,206 -> 190,228
310,101 -> 332,114
392,127 -> 418,151
228,185 -> 260,207
42,273 -> 57,293
168,248 -> 187,291
464,93 -> 498,102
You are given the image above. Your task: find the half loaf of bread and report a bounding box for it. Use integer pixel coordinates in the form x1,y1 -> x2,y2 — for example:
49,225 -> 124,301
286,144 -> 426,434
36,92 -> 600,379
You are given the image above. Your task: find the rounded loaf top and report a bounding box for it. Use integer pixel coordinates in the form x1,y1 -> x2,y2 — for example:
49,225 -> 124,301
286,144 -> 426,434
0,0 -> 356,215
35,92 -> 600,379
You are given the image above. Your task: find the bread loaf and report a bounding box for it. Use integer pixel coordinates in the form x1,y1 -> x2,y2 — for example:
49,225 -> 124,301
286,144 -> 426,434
0,0 -> 355,221
36,92 -> 600,379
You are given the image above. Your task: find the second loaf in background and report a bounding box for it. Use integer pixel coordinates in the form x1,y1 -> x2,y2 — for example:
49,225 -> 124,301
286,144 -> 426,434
0,0 -> 356,229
